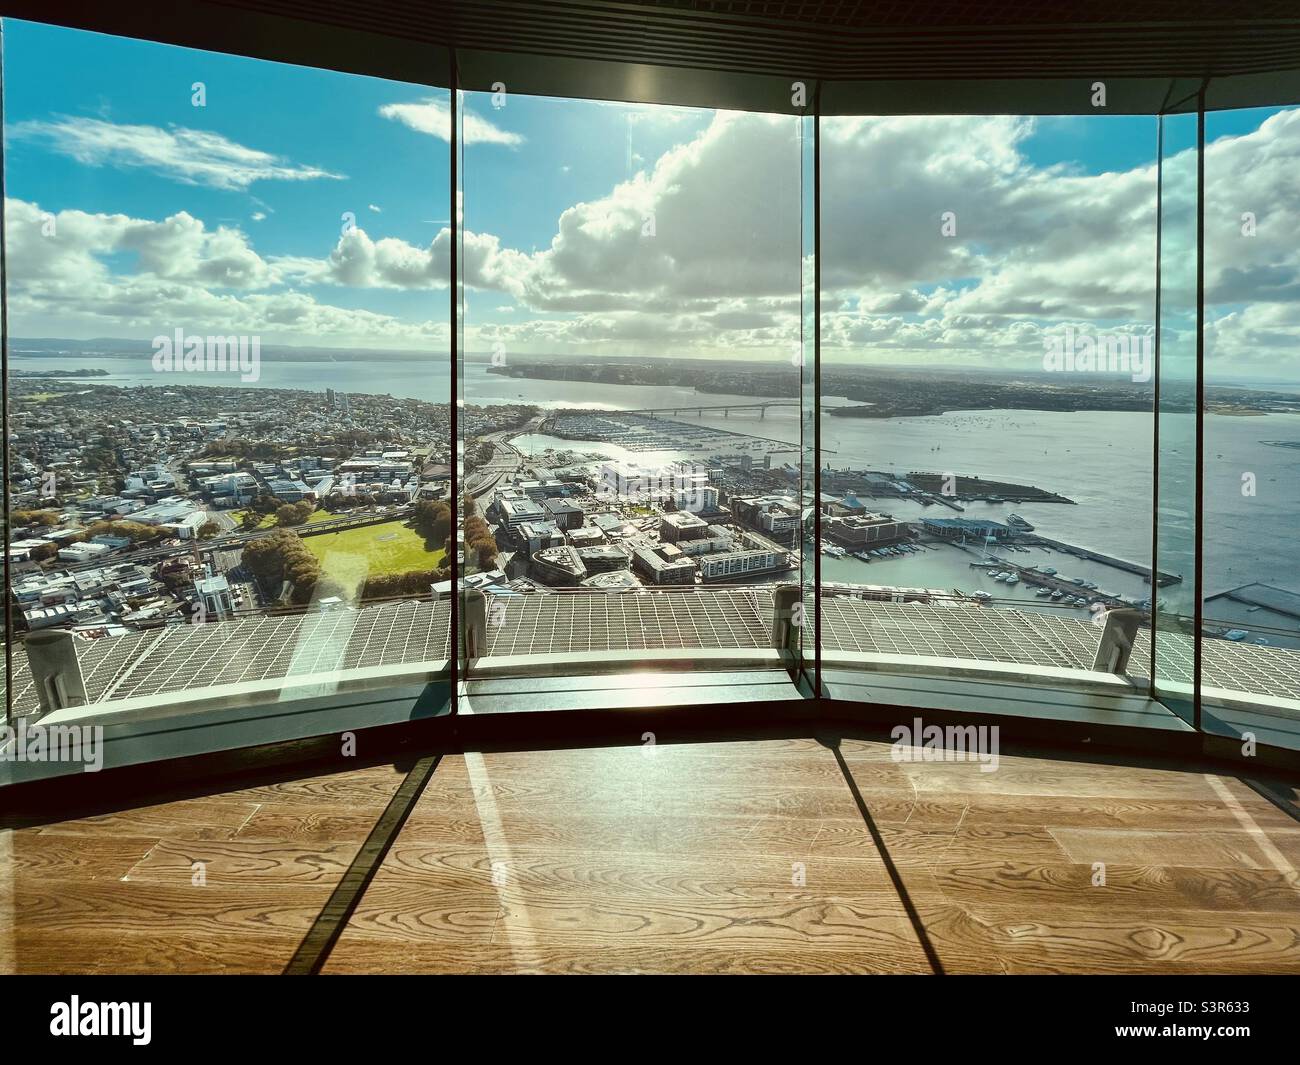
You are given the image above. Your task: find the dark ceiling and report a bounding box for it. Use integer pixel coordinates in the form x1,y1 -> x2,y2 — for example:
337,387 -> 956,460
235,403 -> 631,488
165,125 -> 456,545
7,0 -> 1300,81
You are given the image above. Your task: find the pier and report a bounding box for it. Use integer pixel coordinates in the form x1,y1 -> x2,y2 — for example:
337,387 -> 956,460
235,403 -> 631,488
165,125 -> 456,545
540,406 -> 808,453
619,401 -> 798,419
1027,534 -> 1182,586
912,490 -> 964,511
906,472 -> 1074,504
973,558 -> 1130,606
1206,583 -> 1300,622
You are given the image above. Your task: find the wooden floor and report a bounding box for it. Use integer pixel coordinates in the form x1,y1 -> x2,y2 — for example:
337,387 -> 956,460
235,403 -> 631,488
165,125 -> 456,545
3,737 -> 1299,974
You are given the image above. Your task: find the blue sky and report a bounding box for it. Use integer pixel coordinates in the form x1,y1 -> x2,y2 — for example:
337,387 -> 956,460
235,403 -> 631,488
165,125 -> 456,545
3,18 -> 451,330
3,18 -> 1298,378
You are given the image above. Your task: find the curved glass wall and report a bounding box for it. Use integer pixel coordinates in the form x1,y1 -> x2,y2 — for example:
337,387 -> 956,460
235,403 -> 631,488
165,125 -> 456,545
1,15 -> 1298,773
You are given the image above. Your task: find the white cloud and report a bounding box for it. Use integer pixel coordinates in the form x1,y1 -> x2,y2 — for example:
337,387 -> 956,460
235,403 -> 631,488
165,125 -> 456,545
10,116 -> 343,190
378,97 -> 522,146
274,224 -> 532,296
12,103 -> 1300,368
2,198 -> 444,349
5,199 -> 275,289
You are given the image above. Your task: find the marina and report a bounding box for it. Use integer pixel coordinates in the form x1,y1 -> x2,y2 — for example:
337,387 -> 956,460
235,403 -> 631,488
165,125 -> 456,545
818,534 -> 1158,616
542,409 -> 797,455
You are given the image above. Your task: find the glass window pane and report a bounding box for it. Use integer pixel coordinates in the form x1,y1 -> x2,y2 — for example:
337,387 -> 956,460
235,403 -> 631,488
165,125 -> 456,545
456,86 -> 803,685
819,112 -> 1160,702
2,20 -> 451,757
1201,105 -> 1300,750
1153,110 -> 1200,724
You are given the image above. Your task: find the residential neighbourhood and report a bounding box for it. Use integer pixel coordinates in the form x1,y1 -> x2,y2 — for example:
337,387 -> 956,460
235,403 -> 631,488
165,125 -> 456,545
4,377 -> 538,640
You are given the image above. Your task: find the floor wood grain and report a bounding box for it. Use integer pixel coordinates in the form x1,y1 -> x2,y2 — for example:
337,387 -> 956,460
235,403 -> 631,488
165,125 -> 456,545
0,763 -> 410,974
4,738 -> 1298,974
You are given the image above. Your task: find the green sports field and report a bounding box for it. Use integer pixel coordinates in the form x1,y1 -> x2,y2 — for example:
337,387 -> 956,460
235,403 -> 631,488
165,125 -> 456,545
303,519 -> 446,588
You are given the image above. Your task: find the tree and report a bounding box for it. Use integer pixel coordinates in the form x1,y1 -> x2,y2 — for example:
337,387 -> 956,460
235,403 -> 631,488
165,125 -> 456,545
197,520 -> 221,540
412,499 -> 451,544
13,510 -> 59,527
471,537 -> 498,569
275,500 -> 314,527
359,567 -> 445,602
241,528 -> 322,603
84,519 -> 159,544
29,542 -> 59,563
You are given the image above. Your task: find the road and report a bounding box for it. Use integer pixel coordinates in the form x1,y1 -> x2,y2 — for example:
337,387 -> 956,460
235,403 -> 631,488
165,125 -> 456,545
463,417 -> 540,513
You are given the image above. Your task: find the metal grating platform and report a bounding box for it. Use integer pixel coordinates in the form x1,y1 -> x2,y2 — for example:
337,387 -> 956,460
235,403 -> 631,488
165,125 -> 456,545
820,598 -> 1102,668
9,599 -> 452,715
484,589 -> 771,657
7,590 -> 1298,716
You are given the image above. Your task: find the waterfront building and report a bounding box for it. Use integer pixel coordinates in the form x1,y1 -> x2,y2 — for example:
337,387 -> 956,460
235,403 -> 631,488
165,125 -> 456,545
825,512 -> 908,547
